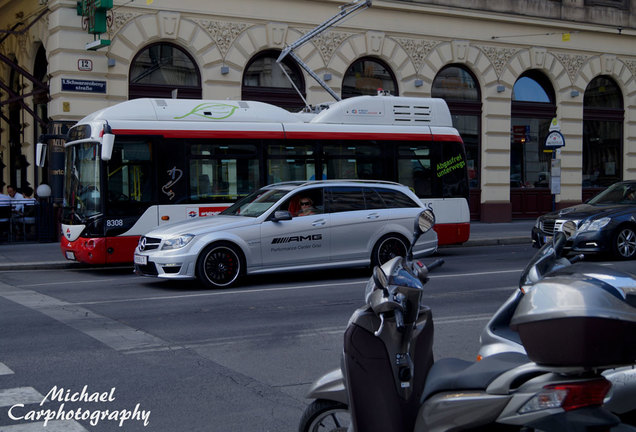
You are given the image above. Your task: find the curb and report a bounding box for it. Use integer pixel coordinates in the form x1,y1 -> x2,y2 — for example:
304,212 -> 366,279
441,236 -> 531,248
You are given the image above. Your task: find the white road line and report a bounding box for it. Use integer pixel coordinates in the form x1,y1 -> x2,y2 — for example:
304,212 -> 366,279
17,278 -> 138,288
0,363 -> 14,376
0,387 -> 44,408
0,282 -> 170,354
128,314 -> 496,354
0,420 -> 88,431
74,271 -> 523,307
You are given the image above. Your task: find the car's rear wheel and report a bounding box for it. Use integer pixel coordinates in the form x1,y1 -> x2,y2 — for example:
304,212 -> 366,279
371,234 -> 408,267
613,225 -> 636,260
196,242 -> 244,288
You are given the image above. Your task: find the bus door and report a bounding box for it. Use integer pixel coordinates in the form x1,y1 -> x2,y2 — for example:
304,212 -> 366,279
156,139 -> 190,225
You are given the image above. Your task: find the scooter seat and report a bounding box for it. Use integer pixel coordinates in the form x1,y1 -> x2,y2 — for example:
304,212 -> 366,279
421,352 -> 529,402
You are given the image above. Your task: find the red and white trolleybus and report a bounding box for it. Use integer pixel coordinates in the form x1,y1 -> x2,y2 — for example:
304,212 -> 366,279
59,94 -> 470,264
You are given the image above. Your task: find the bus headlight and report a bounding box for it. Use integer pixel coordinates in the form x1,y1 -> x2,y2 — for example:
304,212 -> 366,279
162,234 -> 195,250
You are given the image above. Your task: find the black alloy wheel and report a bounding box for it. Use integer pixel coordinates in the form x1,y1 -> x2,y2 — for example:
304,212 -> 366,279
372,234 -> 408,267
197,243 -> 243,288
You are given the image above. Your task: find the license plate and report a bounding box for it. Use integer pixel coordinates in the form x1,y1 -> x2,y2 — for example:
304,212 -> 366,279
134,254 -> 148,265
65,251 -> 75,260
543,235 -> 553,243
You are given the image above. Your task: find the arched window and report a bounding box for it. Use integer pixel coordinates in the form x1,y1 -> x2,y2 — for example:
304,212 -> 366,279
510,71 -> 556,189
510,70 -> 556,218
129,43 -> 201,99
342,57 -> 398,98
582,76 -> 623,192
241,50 -> 306,112
432,65 -> 481,219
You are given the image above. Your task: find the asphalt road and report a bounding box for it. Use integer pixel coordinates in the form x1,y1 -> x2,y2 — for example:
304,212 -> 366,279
0,244 -> 633,431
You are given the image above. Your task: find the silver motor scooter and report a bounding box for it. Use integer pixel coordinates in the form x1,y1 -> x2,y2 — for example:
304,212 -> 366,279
300,212 -> 636,432
479,221 -> 636,424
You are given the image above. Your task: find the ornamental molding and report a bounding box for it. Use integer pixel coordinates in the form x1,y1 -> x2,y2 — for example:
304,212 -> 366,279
111,11 -> 143,33
477,45 -> 519,79
393,37 -> 438,74
553,52 -> 590,83
196,19 -> 249,59
297,29 -> 354,65
622,58 -> 636,79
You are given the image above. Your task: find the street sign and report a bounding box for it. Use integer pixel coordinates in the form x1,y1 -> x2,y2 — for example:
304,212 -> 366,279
545,130 -> 565,149
61,78 -> 107,93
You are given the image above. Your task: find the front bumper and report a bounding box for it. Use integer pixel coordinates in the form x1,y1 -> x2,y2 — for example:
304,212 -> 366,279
133,249 -> 198,280
532,226 -> 610,255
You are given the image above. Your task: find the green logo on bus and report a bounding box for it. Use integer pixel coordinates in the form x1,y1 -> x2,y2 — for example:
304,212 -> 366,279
174,103 -> 239,120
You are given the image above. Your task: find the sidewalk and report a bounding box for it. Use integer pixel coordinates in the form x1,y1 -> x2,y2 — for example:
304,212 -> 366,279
0,220 -> 535,271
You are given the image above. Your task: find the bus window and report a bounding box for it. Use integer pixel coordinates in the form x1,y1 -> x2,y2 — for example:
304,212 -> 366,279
397,143 -> 435,198
267,142 -> 316,182
322,142 -> 384,180
107,140 -> 153,216
189,141 -> 259,201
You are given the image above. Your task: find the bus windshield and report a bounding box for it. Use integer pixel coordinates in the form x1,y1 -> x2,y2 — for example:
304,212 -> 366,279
64,142 -> 101,222
221,188 -> 289,217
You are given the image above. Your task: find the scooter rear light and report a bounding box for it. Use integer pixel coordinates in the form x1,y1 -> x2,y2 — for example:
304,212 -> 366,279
518,378 -> 611,414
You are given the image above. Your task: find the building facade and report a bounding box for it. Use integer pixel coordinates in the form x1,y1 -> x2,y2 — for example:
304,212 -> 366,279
1,0 -> 635,223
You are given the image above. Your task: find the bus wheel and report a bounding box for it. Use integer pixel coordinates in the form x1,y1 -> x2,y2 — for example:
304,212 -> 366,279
196,242 -> 244,288
371,234 -> 408,267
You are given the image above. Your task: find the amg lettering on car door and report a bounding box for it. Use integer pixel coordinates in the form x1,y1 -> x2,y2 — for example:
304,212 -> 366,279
270,234 -> 324,252
271,234 -> 323,244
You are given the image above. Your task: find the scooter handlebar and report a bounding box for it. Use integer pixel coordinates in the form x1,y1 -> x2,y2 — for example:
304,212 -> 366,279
427,258 -> 445,272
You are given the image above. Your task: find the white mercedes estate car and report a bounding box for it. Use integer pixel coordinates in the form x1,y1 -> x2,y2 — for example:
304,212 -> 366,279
134,180 -> 438,288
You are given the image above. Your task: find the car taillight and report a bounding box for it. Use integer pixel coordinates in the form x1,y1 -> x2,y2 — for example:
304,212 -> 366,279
519,378 -> 611,414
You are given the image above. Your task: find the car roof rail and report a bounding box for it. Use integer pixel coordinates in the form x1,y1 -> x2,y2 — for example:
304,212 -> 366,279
267,179 -> 403,188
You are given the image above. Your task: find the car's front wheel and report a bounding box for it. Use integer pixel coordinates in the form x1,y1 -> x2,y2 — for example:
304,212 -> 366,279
613,225 -> 636,260
371,234 -> 408,267
196,242 -> 244,288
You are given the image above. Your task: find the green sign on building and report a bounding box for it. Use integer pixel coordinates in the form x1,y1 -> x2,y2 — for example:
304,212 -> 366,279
77,0 -> 113,50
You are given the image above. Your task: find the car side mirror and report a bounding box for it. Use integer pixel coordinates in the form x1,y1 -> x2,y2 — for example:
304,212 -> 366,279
272,210 -> 292,222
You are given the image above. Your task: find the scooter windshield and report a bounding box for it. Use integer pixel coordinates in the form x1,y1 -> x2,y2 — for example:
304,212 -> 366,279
389,267 -> 423,290
519,243 -> 557,288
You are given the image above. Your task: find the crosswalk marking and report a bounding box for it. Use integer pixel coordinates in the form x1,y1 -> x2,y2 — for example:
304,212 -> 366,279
0,420 -> 87,431
0,363 -> 13,376
0,387 -> 43,408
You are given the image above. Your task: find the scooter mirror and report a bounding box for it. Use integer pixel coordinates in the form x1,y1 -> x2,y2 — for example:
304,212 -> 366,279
562,220 -> 576,239
373,265 -> 388,289
416,209 -> 435,235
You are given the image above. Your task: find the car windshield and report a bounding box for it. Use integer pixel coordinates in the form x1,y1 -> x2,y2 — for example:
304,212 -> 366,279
220,188 -> 289,217
588,183 -> 636,205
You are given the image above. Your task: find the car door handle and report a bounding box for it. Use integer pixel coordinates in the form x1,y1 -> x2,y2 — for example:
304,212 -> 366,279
366,213 -> 380,219
312,219 -> 327,226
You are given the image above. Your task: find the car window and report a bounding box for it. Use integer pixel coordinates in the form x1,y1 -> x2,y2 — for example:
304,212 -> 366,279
276,189 -> 324,217
326,187 -> 365,213
221,188 -> 288,217
588,182 -> 636,205
375,188 -> 419,208
363,188 -> 386,209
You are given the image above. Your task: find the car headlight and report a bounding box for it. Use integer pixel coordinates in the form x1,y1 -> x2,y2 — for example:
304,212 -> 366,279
578,217 -> 611,232
535,217 -> 541,229
161,234 -> 195,250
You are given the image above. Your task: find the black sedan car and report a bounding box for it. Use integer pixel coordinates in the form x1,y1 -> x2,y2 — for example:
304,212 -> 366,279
532,180 -> 636,259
